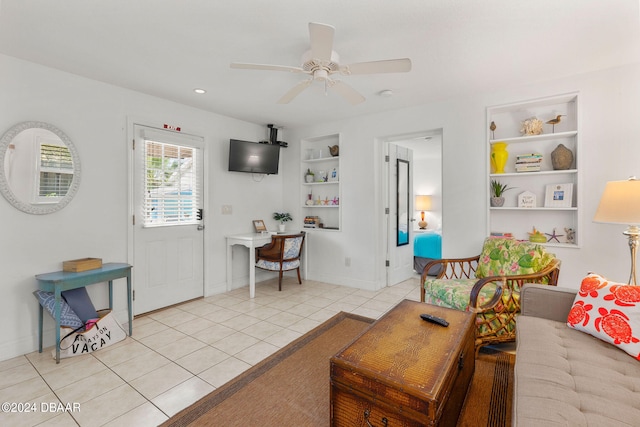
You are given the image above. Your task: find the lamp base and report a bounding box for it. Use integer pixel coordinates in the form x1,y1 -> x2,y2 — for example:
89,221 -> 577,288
623,225 -> 639,285
418,221 -> 428,230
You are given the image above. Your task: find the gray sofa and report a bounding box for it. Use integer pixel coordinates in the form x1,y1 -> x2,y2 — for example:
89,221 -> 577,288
513,284 -> 640,426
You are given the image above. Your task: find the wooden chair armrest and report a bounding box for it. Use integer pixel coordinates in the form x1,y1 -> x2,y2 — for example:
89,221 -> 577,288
468,258 -> 561,313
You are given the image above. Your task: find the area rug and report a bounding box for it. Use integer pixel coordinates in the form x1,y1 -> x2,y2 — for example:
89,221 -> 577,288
163,312 -> 514,427
457,348 -> 515,427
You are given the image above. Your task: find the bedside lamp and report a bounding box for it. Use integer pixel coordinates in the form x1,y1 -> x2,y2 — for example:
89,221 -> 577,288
593,177 -> 640,285
415,195 -> 432,230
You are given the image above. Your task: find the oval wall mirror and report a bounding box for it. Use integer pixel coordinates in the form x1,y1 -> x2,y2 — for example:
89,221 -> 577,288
0,121 -> 81,214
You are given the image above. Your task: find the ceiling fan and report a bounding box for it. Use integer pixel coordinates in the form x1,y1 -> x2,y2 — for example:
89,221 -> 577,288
230,22 -> 412,105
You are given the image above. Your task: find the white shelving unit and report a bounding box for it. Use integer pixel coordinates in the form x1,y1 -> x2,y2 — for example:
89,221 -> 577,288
487,93 -> 580,248
300,133 -> 341,231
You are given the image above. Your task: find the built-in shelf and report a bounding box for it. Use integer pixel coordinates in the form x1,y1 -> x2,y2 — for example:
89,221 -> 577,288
490,169 -> 577,178
490,130 -> 577,145
487,93 -> 580,248
490,207 -> 578,211
300,134 -> 341,231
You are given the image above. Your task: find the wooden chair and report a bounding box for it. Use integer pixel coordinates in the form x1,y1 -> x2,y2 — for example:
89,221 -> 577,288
255,232 -> 306,291
420,237 -> 561,353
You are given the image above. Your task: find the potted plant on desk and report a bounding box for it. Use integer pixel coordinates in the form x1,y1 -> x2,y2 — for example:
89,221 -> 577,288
273,212 -> 292,232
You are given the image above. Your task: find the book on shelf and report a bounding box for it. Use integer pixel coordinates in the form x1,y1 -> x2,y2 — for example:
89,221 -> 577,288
515,153 -> 542,172
516,153 -> 543,159
490,232 -> 514,238
303,216 -> 320,228
516,165 -> 541,172
516,153 -> 542,162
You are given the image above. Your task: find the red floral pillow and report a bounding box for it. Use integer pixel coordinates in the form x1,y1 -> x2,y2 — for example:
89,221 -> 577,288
567,273 -> 640,360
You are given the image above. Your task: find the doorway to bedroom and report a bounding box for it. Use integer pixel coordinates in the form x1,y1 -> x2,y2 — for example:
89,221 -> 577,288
384,129 -> 442,287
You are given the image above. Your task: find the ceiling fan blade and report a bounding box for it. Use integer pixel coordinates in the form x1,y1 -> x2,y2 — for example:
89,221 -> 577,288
308,22 -> 335,62
277,79 -> 313,104
230,62 -> 304,73
330,80 -> 365,105
341,58 -> 412,75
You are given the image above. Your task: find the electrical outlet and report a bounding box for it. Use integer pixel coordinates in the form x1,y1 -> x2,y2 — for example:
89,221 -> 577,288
221,205 -> 232,215
345,257 -> 351,267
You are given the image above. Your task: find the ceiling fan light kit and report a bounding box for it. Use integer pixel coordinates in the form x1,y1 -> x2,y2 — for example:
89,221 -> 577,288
230,22 -> 412,105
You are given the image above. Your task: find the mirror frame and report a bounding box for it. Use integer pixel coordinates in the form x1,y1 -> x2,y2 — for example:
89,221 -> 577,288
396,158 -> 410,246
0,121 -> 81,215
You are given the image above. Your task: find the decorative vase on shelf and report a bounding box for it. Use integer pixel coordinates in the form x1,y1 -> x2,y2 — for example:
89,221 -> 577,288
279,224 -> 286,232
551,144 -> 574,170
490,197 -> 505,207
491,142 -> 508,174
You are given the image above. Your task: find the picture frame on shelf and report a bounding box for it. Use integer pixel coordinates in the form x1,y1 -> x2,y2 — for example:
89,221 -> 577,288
328,167 -> 339,182
544,183 -> 573,208
518,191 -> 536,208
252,219 -> 267,232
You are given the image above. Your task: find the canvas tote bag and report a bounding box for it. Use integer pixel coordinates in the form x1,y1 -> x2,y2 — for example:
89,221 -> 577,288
54,309 -> 127,359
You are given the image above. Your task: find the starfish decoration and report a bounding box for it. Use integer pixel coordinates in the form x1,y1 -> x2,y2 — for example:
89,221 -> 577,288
545,228 -> 564,243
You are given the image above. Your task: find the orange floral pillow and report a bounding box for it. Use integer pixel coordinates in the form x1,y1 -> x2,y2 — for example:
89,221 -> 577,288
567,273 -> 640,360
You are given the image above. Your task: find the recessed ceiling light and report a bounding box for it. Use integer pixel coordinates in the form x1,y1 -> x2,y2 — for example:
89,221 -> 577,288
194,88 -> 206,94
379,89 -> 393,98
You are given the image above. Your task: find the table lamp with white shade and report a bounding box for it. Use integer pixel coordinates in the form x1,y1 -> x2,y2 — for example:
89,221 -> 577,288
415,195 -> 432,230
593,177 -> 640,285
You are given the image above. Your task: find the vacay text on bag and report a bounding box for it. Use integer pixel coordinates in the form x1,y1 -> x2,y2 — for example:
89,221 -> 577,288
54,309 -> 127,359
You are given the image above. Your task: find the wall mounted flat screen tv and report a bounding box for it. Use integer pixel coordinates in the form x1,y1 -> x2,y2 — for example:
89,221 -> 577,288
228,139 -> 280,175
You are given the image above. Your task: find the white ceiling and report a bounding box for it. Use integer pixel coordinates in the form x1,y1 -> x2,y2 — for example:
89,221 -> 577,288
1,1 -> 638,129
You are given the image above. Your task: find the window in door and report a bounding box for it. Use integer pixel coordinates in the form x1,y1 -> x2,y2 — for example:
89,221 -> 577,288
143,140 -> 200,227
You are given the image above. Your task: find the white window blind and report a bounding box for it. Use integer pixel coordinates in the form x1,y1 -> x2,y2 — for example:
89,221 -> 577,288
38,143 -> 73,199
143,140 -> 200,226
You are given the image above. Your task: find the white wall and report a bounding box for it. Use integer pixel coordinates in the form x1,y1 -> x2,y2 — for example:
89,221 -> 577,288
0,54 -> 283,361
2,51 -> 639,362
285,63 -> 640,293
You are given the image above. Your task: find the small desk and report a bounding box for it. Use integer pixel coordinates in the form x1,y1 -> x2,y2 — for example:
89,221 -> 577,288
226,233 -> 307,298
35,262 -> 133,363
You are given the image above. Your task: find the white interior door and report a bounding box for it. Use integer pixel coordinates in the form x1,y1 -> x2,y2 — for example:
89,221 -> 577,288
387,143 -> 414,286
132,125 -> 204,315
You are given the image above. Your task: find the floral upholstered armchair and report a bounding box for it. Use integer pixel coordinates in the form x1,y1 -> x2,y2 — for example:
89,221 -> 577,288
255,232 -> 305,291
420,237 -> 560,353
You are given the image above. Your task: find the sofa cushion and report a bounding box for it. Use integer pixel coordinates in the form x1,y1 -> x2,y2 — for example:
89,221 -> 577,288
567,273 -> 640,360
515,315 -> 640,426
475,237 -> 554,279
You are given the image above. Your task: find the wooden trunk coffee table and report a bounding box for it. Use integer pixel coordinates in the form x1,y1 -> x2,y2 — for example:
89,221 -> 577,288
330,299 -> 475,426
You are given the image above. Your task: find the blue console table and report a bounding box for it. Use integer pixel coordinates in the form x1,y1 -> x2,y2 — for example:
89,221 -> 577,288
35,262 -> 133,363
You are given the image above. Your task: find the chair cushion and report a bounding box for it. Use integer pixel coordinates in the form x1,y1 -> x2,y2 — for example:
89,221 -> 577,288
62,287 -> 99,322
34,290 -> 84,329
424,278 -> 519,337
423,278 -> 491,310
283,236 -> 303,258
567,273 -> 640,360
256,259 -> 300,271
475,237 -> 555,279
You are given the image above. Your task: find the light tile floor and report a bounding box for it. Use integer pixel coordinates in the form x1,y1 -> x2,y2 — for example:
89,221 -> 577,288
0,276 -> 421,427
